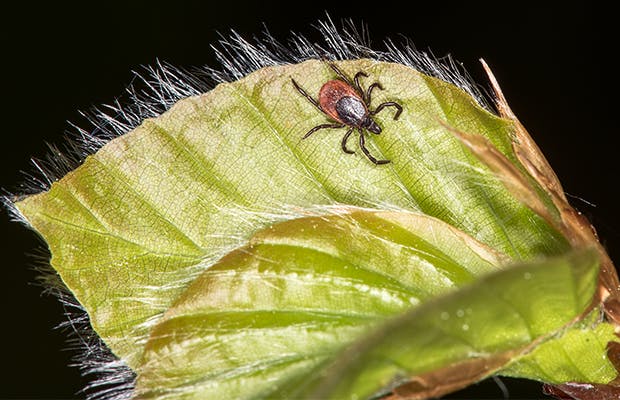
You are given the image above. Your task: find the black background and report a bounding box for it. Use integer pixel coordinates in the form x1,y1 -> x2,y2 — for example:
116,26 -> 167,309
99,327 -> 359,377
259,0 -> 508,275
1,1 -> 617,399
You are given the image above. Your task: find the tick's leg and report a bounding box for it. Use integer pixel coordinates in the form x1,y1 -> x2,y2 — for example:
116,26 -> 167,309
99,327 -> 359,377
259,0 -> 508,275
358,128 -> 390,165
328,62 -> 354,87
341,128 -> 355,154
365,82 -> 383,104
353,72 -> 368,96
370,101 -> 403,120
291,78 -> 323,113
303,123 -> 344,139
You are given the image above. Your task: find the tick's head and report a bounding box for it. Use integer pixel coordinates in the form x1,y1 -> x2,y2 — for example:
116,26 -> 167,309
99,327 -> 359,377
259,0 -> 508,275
366,118 -> 381,134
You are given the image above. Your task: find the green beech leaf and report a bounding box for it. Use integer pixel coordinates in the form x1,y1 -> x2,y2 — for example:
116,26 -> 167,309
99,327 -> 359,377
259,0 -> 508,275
275,247 -> 604,400
132,214 -> 602,399
14,60 -> 569,368
14,57 -> 616,400
500,314 -> 618,384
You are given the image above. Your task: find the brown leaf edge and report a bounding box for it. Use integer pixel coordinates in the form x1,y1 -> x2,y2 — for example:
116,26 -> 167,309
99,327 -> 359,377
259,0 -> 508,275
542,382 -> 619,400
479,60 -> 620,316
439,60 -> 620,399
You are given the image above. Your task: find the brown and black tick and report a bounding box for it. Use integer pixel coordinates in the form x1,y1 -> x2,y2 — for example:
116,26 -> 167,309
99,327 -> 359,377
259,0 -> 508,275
292,62 -> 402,164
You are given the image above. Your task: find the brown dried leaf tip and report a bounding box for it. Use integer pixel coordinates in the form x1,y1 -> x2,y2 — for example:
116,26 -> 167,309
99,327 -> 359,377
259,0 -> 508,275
443,60 -> 620,399
450,59 -> 620,323
480,60 -> 620,319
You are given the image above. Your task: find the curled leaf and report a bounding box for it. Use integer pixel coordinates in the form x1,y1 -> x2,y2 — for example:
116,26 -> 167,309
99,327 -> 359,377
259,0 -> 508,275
134,214 -> 601,399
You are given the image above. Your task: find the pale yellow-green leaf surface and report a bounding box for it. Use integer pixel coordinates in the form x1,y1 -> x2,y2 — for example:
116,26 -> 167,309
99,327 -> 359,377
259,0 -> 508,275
16,59 -> 611,399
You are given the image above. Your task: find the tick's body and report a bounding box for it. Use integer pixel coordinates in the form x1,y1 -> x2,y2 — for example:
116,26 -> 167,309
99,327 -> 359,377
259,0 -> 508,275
318,80 -> 379,133
292,62 -> 402,164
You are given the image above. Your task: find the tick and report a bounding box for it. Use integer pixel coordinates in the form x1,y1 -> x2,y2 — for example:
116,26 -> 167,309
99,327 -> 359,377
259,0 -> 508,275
291,62 -> 403,164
